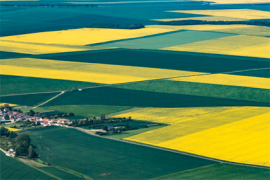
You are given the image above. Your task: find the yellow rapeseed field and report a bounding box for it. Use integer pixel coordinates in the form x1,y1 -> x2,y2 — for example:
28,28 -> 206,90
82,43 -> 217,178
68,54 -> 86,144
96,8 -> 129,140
0,27 -> 176,46
207,26 -> 270,37
162,35 -> 270,59
115,106 -> 269,143
0,103 -> 17,107
6,127 -> 21,132
160,112 -> 270,167
0,40 -> 114,55
171,74 -> 270,89
1,58 -> 204,84
169,9 -> 270,20
119,107 -> 270,167
153,16 -> 246,22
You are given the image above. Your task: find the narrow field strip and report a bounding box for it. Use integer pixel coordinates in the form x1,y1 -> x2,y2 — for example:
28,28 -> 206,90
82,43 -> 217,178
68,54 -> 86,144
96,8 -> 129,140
100,30 -> 233,49
146,24 -> 253,31
162,35 -> 270,59
0,40 -> 110,55
169,9 -> 270,20
0,58 -> 205,84
0,27 -> 177,46
171,73 -> 270,89
153,16 -> 246,22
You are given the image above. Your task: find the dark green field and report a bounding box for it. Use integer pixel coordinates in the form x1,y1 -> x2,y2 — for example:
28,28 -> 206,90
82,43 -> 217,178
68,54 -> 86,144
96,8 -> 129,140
28,126 -> 216,180
44,86 -> 269,108
36,49 -> 269,74
117,80 -> 270,103
1,75 -> 101,95
0,152 -> 54,180
152,164 -> 270,180
231,69 -> 270,78
0,92 -> 58,106
0,51 -> 30,59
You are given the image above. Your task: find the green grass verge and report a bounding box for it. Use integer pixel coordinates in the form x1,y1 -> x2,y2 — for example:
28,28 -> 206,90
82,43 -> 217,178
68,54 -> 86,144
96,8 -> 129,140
117,80 -> 270,103
1,75 -> 101,95
151,164 -> 270,180
39,167 -> 85,180
28,126 -> 216,180
0,152 -> 56,180
105,125 -> 166,140
45,105 -> 133,118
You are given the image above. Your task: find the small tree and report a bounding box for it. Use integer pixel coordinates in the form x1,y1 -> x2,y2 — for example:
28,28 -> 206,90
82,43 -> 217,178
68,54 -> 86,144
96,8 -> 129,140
4,115 -> 10,120
29,110 -> 35,116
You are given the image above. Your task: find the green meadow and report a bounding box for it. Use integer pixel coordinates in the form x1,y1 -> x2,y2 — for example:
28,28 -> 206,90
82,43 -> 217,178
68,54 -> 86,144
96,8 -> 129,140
99,30 -> 233,49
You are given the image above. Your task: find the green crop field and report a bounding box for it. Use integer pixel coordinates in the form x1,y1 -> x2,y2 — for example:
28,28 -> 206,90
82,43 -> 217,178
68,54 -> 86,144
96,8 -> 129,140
152,164 -> 270,180
28,126 -> 216,180
0,152 -> 55,180
1,75 -> 101,95
0,92 -> 58,106
100,30 -> 233,49
43,86 -> 269,108
37,49 -> 269,73
231,69 -> 270,78
1,0 -> 270,178
117,80 -> 270,103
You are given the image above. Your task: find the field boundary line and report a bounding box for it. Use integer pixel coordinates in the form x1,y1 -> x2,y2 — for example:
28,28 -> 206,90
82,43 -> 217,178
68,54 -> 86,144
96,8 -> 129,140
33,91 -> 65,108
16,158 -> 62,180
53,165 -> 93,180
74,127 -> 270,170
149,164 -> 217,180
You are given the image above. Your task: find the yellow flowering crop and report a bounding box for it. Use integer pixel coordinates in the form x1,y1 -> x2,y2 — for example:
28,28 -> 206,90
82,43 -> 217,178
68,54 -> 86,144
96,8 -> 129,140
169,9 -> 270,20
0,27 -> 176,46
116,106 -> 270,167
0,40 -> 115,55
160,112 -> 270,167
1,58 -> 204,84
171,74 -> 270,89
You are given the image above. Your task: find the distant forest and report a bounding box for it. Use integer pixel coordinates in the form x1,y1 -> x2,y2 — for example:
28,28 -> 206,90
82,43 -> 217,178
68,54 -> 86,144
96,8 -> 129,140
0,4 -> 98,7
159,20 -> 270,27
86,23 -> 145,29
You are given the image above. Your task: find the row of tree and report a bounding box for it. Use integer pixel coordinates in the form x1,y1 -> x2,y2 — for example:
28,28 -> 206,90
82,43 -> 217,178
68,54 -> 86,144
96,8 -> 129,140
87,23 -> 145,29
0,4 -> 97,7
0,127 -> 38,158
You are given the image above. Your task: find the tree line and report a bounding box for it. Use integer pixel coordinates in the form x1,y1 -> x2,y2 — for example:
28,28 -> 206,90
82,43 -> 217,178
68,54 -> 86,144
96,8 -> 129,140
0,127 -> 38,159
0,4 -> 97,7
86,23 -> 145,29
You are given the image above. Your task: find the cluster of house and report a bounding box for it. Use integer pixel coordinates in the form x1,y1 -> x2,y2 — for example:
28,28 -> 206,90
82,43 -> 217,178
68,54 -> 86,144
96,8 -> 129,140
0,109 -> 73,126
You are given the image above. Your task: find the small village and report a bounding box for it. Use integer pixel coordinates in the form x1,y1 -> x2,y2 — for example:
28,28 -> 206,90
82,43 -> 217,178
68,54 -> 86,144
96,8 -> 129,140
0,104 -> 73,127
